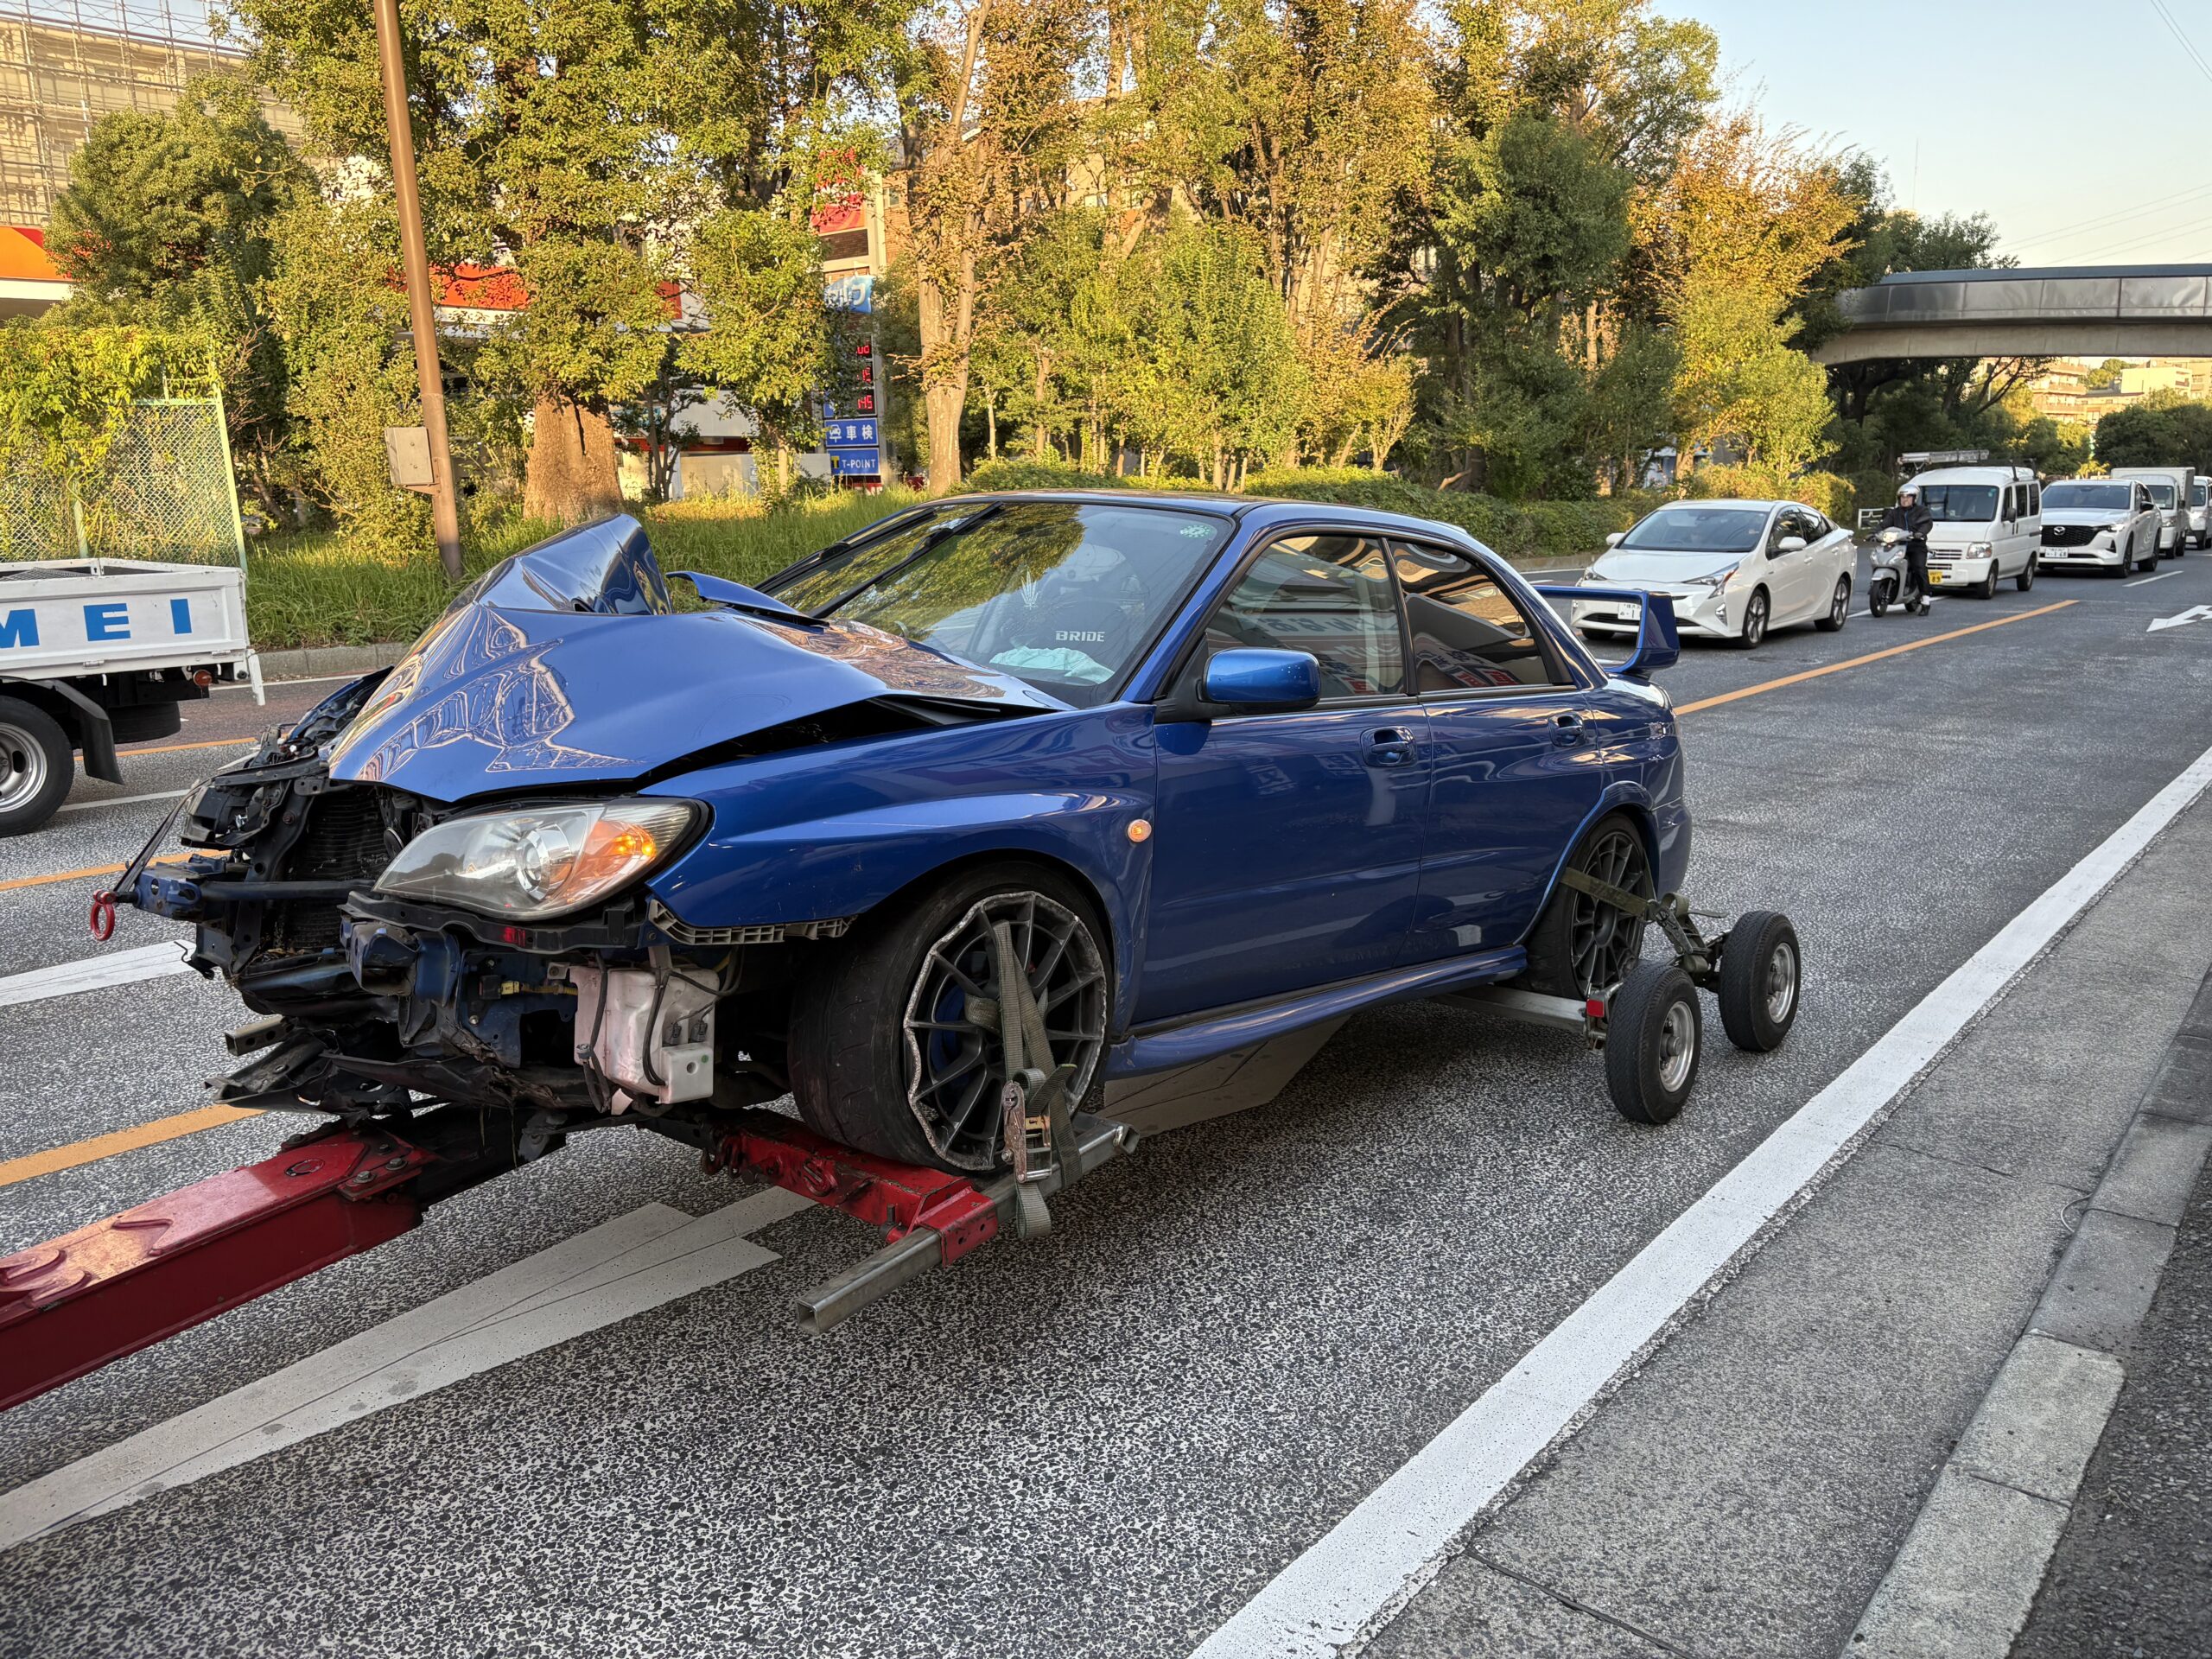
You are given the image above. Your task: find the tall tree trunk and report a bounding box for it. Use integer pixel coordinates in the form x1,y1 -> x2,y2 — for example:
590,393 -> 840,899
985,394 -> 998,461
524,397 -> 624,524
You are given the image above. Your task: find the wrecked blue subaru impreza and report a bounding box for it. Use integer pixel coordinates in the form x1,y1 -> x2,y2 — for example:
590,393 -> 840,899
122,493 -> 1688,1172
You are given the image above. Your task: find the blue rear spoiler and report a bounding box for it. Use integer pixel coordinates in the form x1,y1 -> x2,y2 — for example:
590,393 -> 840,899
1534,584 -> 1681,681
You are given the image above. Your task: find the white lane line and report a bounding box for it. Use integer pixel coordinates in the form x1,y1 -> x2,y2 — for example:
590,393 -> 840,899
55,789 -> 190,815
0,1185 -> 811,1550
2127,570 -> 2181,587
1192,737 -> 2212,1659
0,942 -> 191,1009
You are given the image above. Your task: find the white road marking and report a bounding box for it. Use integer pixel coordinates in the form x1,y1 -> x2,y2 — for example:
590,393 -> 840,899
54,789 -> 190,815
0,1185 -> 811,1550
2127,570 -> 2181,588
2148,602 -> 2212,632
0,942 -> 191,1009
1191,737 -> 2212,1659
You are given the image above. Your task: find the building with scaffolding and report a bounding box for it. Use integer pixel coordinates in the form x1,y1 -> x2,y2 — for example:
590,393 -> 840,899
1,0 -> 246,229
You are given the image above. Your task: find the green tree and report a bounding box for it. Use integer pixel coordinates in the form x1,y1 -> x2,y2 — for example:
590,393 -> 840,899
231,0 -> 910,521
45,79 -> 308,516
679,207 -> 834,493
2095,398 -> 2212,473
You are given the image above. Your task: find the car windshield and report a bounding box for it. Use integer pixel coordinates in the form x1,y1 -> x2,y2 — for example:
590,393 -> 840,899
2139,480 -> 2178,508
2195,480 -> 2209,506
1615,506 -> 1767,554
1918,484 -> 1999,523
2044,482 -> 2133,511
768,501 -> 1229,706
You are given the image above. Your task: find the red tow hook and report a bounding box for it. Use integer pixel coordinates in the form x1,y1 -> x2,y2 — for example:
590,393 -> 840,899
88,890 -> 118,941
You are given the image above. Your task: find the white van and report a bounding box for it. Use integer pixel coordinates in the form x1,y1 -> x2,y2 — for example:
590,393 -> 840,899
1905,463 -> 2043,597
2107,467 -> 2192,557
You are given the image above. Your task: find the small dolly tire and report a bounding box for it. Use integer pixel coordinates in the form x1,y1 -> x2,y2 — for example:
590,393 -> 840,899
1718,910 -> 1801,1053
1605,963 -> 1700,1126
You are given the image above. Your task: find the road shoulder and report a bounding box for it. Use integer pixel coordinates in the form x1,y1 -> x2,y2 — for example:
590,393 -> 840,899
1359,798 -> 2212,1659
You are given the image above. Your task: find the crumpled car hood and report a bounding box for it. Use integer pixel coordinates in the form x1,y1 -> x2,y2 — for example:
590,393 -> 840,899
323,517 -> 1065,802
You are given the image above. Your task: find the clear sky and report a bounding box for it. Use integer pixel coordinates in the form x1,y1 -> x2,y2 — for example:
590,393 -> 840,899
1669,0 -> 2212,268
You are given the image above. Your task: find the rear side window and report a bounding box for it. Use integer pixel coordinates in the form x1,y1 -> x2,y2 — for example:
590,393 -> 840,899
1205,534 -> 1404,699
1392,543 -> 1564,693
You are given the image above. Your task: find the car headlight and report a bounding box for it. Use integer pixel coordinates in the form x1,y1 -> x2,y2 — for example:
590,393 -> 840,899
1965,542 -> 1993,557
1682,564 -> 1739,589
375,798 -> 700,920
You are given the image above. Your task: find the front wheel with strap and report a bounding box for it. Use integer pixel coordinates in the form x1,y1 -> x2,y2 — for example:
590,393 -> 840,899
1520,815 -> 1653,1001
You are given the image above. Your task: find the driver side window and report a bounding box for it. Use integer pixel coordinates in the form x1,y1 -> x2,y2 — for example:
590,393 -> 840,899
1203,534 -> 1404,700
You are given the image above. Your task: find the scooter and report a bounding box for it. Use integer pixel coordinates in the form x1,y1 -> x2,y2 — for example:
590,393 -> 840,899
1867,527 -> 1932,617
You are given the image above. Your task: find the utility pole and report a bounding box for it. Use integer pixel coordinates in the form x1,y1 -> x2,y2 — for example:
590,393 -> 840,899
372,0 -> 463,580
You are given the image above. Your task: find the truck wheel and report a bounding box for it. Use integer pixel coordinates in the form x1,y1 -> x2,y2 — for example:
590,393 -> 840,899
1718,911 -> 1801,1052
790,863 -> 1111,1172
1521,815 -> 1651,1000
1605,963 -> 1700,1125
0,696 -> 72,836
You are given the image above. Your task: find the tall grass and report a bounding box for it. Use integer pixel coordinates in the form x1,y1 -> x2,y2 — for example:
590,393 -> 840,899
245,491 -> 922,651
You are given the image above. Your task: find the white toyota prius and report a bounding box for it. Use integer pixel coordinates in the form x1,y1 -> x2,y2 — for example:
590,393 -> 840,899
1572,499 -> 1858,650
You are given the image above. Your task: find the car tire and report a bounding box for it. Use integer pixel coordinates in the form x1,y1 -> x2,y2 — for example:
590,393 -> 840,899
1717,911 -> 1801,1053
1733,588 -> 1769,650
1605,963 -> 1700,1126
2113,541 -> 2134,577
1521,814 -> 1652,1001
789,861 -> 1112,1173
1976,562 -> 1998,600
1815,575 -> 1850,632
2017,556 -> 2036,593
0,696 -> 73,837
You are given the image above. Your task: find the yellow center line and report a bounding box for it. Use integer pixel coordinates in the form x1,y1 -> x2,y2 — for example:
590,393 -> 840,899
0,1103 -> 264,1190
121,736 -> 257,757
1675,600 -> 2079,717
0,852 -> 195,894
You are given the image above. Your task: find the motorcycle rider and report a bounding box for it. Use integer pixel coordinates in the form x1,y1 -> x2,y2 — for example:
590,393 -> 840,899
1880,486 -> 1936,613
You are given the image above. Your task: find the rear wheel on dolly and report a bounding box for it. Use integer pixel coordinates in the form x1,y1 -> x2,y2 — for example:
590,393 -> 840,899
1522,816 -> 1652,1000
1717,910 -> 1801,1052
1605,963 -> 1701,1124
790,862 -> 1111,1173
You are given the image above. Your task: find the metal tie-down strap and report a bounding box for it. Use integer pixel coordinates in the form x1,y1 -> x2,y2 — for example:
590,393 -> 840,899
988,919 -> 1083,1238
1556,867 -> 1728,986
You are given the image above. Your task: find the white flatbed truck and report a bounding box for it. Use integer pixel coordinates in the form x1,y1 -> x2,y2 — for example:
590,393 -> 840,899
0,557 -> 261,835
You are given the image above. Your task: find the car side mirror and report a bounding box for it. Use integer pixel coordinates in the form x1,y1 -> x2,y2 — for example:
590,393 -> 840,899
1199,648 -> 1323,713
1604,532 -> 1624,548
1776,535 -> 1808,555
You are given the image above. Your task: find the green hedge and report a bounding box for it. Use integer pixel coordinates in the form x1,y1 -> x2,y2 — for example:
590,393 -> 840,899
1242,468 -> 1639,565
961,458 -> 1640,566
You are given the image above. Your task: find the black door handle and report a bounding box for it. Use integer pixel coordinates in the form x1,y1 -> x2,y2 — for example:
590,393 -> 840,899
1364,727 -> 1416,768
1552,711 -> 1587,747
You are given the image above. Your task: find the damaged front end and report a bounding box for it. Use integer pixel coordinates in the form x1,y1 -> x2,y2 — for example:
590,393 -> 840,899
124,671 -> 783,1136
113,514 -> 1024,1149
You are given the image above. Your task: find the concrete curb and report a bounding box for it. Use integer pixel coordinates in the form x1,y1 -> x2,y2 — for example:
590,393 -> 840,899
253,643 -> 404,683
1842,973 -> 2212,1657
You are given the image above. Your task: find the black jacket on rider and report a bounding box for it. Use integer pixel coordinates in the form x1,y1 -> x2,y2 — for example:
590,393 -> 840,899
1882,500 -> 1934,545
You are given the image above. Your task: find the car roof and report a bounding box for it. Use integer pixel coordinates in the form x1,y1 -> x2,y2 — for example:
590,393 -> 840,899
1643,498 -> 1784,512
925,489 -> 1493,547
1906,466 -> 2031,483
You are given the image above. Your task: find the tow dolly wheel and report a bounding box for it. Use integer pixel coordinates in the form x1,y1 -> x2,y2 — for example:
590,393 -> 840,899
1717,910 -> 1801,1052
1605,963 -> 1700,1125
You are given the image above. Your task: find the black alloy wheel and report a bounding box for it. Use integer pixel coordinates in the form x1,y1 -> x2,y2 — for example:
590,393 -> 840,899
1816,575 -> 1850,632
1735,588 -> 1769,651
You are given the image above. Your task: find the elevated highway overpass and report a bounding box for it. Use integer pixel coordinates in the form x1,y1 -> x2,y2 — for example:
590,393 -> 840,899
1811,265 -> 2212,364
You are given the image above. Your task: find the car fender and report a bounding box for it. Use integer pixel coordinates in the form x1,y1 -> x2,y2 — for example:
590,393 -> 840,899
647,705 -> 1159,1023
1517,780 -> 1681,949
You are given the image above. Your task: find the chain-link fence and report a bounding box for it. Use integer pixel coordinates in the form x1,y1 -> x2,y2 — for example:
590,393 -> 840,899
0,397 -> 247,568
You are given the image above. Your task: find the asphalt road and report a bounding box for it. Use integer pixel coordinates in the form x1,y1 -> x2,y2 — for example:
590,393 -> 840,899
4,551 -> 2212,1657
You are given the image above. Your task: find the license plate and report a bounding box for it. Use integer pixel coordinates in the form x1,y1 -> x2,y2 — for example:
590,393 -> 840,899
1927,569 -> 1945,583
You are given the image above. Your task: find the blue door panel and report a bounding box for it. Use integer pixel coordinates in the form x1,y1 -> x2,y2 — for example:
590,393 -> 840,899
1408,694 -> 1611,960
1140,706 -> 1429,1022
